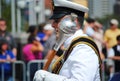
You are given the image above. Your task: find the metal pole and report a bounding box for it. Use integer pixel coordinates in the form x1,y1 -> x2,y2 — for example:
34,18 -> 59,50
1,63 -> 4,81
12,63 -> 15,81
13,61 -> 26,81
1,64 -> 4,81
27,60 -> 46,81
17,8 -> 21,33
28,0 -> 37,26
11,0 -> 16,34
38,0 -> 45,24
0,0 -> 2,17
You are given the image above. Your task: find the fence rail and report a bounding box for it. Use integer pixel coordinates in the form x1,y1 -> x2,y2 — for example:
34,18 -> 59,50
1,59 -> 115,81
0,60 -> 46,81
27,60 -> 46,81
12,61 -> 26,81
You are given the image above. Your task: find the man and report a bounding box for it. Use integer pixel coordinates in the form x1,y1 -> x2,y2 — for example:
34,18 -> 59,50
33,0 -> 101,81
84,18 -> 104,45
104,19 -> 120,49
108,35 -> 120,73
0,18 -> 17,56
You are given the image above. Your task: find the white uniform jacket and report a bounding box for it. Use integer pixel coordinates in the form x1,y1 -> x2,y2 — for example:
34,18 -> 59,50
34,29 -> 100,81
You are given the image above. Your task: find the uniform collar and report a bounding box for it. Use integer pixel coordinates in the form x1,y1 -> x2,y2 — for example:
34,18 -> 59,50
64,29 -> 87,49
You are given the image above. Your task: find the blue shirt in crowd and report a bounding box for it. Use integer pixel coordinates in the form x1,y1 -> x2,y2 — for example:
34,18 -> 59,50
37,32 -> 46,45
0,50 -> 15,75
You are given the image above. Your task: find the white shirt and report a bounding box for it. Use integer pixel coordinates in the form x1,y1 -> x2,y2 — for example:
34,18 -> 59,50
34,29 -> 101,81
107,45 -> 120,66
108,45 -> 120,57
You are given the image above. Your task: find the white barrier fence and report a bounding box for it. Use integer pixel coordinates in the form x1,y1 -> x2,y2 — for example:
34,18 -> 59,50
1,60 -> 46,81
1,59 -> 115,81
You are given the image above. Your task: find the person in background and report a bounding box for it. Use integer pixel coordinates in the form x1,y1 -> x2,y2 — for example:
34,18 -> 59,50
104,19 -> 120,78
0,38 -> 16,81
104,19 -> 120,50
93,21 -> 105,60
27,25 -> 38,43
42,24 -> 55,58
25,25 -> 44,61
84,18 -> 105,44
23,36 -> 44,62
22,36 -> 44,81
0,18 -> 17,56
107,35 -> 120,75
43,24 -> 54,38
37,24 -> 54,46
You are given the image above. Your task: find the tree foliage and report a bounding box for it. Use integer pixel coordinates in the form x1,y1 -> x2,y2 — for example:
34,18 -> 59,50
96,14 -> 120,30
1,0 -> 12,31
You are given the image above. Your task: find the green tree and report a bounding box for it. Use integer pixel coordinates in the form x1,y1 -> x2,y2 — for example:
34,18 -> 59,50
1,0 -> 12,31
96,14 -> 120,31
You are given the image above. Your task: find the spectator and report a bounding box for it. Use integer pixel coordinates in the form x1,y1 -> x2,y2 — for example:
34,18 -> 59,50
104,19 -> 120,49
22,36 -> 44,62
84,18 -> 105,52
22,36 -> 43,81
43,24 -> 54,38
25,25 -> 44,61
27,25 -> 38,44
93,21 -> 105,60
0,38 -> 16,81
0,18 -> 17,56
37,24 -> 54,46
43,32 -> 56,59
108,35 -> 120,73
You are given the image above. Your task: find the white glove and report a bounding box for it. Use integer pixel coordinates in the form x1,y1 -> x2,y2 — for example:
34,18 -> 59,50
44,73 -> 67,81
33,70 -> 50,81
33,70 -> 67,81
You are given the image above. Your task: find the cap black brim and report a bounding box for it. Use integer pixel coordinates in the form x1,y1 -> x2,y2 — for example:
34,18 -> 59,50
49,13 -> 67,19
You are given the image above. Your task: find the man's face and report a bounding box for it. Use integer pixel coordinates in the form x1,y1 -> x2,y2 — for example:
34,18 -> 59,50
52,18 -> 62,31
0,21 -> 6,32
51,17 -> 63,39
110,24 -> 117,30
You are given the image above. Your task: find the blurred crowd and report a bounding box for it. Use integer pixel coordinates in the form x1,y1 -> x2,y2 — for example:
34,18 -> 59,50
0,17 -> 120,81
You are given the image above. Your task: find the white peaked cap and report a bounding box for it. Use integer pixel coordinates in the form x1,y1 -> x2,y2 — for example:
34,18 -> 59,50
50,0 -> 89,19
54,0 -> 89,13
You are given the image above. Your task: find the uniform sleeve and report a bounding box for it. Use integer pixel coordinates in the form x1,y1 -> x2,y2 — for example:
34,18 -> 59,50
44,44 -> 100,81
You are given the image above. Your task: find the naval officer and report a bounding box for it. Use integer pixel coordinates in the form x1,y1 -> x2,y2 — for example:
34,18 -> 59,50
33,0 -> 102,81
